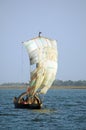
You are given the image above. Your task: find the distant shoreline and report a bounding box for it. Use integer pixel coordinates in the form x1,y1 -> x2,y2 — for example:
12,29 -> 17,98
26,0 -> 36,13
0,85 -> 86,89
51,86 -> 86,89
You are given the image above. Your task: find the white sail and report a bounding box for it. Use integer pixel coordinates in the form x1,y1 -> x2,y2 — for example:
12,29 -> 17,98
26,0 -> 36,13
23,36 -> 58,95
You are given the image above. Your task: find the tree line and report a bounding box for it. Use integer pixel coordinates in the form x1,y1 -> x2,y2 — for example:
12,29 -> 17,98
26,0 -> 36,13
53,80 -> 86,86
1,80 -> 86,86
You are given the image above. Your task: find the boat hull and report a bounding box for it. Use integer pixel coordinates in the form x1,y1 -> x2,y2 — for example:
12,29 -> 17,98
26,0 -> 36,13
14,102 -> 41,109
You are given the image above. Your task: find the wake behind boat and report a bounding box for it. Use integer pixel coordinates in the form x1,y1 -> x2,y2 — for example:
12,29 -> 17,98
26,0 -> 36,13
13,33 -> 58,109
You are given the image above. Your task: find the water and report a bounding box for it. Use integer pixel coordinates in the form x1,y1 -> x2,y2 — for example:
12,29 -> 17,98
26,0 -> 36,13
0,88 -> 86,130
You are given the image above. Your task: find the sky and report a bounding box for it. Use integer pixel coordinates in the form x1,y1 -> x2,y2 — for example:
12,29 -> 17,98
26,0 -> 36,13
0,0 -> 86,83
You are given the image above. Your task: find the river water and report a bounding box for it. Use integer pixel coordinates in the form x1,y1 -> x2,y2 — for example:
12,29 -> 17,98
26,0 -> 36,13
0,88 -> 86,130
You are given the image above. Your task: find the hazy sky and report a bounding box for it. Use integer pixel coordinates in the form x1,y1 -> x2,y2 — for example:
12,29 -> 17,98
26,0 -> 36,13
0,0 -> 86,83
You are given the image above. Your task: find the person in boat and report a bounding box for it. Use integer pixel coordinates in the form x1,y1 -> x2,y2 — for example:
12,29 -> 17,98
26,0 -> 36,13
26,97 -> 33,104
24,94 -> 41,105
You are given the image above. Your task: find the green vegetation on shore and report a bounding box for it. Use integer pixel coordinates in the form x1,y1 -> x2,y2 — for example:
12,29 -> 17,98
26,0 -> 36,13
53,80 -> 86,86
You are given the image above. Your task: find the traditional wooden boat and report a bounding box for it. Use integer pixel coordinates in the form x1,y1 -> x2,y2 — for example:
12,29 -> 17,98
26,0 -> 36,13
13,92 -> 42,109
13,33 -> 58,109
